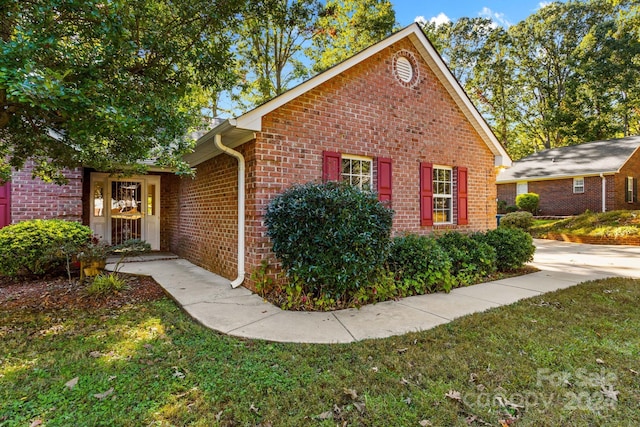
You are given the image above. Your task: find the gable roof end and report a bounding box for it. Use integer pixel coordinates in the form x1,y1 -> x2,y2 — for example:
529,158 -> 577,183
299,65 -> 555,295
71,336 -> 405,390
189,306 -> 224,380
192,23 -> 511,167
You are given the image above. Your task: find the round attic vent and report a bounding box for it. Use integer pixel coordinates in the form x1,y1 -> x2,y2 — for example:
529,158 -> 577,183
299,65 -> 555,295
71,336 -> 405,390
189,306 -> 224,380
393,50 -> 419,88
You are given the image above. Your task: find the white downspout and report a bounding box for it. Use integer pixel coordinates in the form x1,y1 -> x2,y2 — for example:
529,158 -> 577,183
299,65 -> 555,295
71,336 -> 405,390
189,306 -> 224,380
214,134 -> 245,288
600,173 -> 606,213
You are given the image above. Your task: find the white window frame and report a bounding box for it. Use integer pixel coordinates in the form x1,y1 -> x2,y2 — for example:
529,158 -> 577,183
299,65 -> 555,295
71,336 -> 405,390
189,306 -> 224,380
433,165 -> 453,225
516,181 -> 528,195
341,155 -> 373,191
628,176 -> 634,203
573,177 -> 585,194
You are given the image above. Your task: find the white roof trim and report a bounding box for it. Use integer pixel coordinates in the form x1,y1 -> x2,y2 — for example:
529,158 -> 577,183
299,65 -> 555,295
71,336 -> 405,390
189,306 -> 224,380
230,23 -> 511,167
497,171 -> 618,184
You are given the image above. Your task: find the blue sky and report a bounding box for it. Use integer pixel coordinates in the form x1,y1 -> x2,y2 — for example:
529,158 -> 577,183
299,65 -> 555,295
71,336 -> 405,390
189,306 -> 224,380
391,0 -> 560,27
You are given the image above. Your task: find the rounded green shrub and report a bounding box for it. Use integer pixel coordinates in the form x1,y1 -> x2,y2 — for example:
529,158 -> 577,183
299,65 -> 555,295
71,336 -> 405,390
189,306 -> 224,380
264,181 -> 394,301
474,228 -> 535,271
388,234 -> 454,295
436,231 -> 497,286
0,219 -> 92,276
516,192 -> 540,214
500,211 -> 534,230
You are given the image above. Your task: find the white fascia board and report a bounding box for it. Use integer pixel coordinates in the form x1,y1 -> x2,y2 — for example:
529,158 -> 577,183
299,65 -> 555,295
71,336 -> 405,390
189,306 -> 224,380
496,171 -> 618,184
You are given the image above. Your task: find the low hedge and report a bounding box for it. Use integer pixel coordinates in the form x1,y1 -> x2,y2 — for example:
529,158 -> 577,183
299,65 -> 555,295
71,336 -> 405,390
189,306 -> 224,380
388,234 -> 454,295
474,227 -> 535,271
0,219 -> 92,276
436,231 -> 497,286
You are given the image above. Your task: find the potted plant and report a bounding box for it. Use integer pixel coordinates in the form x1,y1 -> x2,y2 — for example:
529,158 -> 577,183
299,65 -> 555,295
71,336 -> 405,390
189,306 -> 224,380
77,237 -> 111,278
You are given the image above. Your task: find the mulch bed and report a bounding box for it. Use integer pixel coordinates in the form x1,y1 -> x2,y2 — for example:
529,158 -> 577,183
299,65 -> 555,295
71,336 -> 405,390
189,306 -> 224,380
0,271 -> 167,312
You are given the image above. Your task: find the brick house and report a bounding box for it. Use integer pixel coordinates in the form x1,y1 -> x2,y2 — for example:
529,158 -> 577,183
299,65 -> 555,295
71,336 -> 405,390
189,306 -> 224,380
497,136 -> 640,216
3,24 -> 511,288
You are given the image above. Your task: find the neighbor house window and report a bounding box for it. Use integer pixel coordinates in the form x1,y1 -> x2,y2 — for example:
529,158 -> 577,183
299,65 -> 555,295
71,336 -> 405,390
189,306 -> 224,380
341,155 -> 373,190
433,166 -> 453,224
516,181 -> 528,195
573,177 -> 584,194
627,176 -> 636,203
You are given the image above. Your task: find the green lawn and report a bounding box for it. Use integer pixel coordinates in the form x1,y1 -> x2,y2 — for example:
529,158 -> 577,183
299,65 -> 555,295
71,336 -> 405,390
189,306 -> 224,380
2,278 -> 640,426
531,210 -> 640,238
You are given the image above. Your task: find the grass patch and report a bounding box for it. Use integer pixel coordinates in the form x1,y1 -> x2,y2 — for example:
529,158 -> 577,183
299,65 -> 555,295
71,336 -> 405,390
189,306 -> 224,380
2,278 -> 640,426
531,210 -> 640,238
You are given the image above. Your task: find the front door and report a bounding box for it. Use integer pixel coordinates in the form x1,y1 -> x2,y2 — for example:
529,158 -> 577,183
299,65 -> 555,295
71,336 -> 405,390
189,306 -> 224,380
89,173 -> 160,250
0,182 -> 10,229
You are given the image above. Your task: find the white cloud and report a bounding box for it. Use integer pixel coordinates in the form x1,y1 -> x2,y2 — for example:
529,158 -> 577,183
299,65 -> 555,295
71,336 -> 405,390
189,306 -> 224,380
478,7 -> 513,27
426,12 -> 451,27
538,1 -> 552,9
414,15 -> 427,25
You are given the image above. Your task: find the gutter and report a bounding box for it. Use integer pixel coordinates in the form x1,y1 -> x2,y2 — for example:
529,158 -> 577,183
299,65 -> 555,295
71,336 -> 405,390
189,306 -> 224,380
213,133 -> 246,288
600,173 -> 606,213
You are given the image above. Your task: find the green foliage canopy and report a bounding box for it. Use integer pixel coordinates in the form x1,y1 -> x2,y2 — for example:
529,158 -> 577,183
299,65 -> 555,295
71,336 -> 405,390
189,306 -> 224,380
0,0 -> 244,182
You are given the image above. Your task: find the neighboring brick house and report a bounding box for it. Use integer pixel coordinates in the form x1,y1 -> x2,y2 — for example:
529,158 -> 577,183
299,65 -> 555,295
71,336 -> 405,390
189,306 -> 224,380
497,136 -> 640,216
3,24 -> 512,289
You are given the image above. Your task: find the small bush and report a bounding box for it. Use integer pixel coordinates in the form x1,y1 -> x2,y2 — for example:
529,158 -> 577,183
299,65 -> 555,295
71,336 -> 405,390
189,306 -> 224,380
475,228 -> 535,271
516,192 -> 540,214
87,272 -> 126,296
264,181 -> 394,301
0,219 -> 92,276
500,211 -> 534,230
506,205 -> 519,213
388,234 -> 454,295
436,231 -> 497,286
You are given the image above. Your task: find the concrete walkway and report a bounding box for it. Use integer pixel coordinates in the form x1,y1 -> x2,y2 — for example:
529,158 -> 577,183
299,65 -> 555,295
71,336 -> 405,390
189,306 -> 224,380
110,240 -> 640,344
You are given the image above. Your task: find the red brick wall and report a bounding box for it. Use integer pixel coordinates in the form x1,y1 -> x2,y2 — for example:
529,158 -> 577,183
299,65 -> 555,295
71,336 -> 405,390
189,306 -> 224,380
615,147 -> 640,210
244,39 -> 498,281
10,161 -> 83,223
167,38 -> 500,286
162,143 -> 255,280
498,174 -> 620,216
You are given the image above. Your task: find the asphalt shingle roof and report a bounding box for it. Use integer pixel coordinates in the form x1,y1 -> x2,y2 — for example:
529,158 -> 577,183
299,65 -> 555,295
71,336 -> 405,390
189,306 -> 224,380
496,136 -> 640,183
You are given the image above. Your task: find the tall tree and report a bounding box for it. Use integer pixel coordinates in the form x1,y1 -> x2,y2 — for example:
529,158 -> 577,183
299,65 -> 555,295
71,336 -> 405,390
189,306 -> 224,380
231,0 -> 321,111
0,0 -> 244,182
307,0 -> 396,73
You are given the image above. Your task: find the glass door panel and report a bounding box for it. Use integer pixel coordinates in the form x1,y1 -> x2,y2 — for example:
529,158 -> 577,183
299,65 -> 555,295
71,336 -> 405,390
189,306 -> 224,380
110,180 -> 143,245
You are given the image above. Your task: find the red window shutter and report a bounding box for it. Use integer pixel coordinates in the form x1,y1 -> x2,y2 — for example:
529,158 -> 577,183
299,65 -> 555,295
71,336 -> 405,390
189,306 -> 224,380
376,157 -> 392,203
456,166 -> 468,225
420,162 -> 433,226
322,151 -> 342,182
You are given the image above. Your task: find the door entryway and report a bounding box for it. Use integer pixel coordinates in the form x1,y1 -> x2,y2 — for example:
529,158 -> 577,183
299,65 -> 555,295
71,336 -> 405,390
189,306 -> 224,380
89,173 -> 160,250
0,181 -> 10,229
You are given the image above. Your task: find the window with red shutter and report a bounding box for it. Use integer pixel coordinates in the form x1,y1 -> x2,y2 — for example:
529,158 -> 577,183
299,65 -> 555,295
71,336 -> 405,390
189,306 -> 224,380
322,151 -> 342,182
420,162 -> 433,226
456,166 -> 468,225
376,157 -> 392,203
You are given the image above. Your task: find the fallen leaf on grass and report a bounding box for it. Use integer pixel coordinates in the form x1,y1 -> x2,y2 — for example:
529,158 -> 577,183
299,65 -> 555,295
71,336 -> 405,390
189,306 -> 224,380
93,387 -> 114,400
315,411 -> 333,420
400,377 -> 410,385
630,368 -> 639,375
249,404 -> 259,413
397,348 -> 408,354
64,377 -> 79,390
143,343 -> 154,350
596,358 -> 605,364
445,390 -> 462,402
601,385 -> 619,401
371,366 -> 378,373
343,388 -> 358,400
29,420 -> 42,427
403,397 -> 412,405
215,411 -> 223,422
353,401 -> 365,413
173,370 -> 185,379
108,375 -> 117,381
419,420 -> 432,426
89,351 -> 102,358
